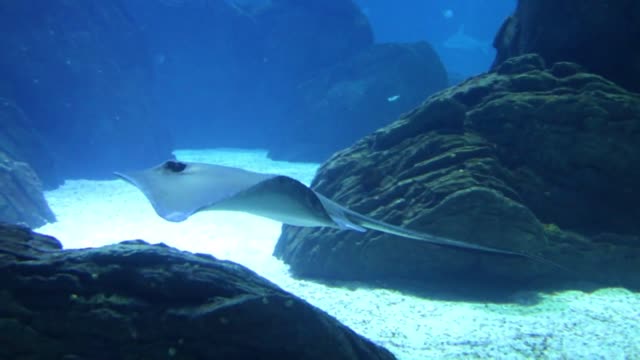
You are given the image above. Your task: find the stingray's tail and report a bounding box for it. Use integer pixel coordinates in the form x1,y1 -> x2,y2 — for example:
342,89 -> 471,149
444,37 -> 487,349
350,210 -> 527,257
341,205 -> 570,271
315,193 -> 568,270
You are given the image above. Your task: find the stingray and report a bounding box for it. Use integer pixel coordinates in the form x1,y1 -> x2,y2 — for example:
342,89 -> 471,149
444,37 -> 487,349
115,160 -> 545,261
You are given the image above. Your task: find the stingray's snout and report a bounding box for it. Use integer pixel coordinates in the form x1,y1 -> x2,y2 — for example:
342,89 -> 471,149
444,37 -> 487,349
164,160 -> 187,173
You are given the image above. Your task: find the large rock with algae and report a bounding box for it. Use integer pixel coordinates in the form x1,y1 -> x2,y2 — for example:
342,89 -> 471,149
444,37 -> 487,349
0,224 -> 395,360
275,54 -> 640,294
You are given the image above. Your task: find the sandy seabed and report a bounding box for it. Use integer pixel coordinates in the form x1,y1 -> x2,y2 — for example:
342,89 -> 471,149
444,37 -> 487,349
36,148 -> 640,360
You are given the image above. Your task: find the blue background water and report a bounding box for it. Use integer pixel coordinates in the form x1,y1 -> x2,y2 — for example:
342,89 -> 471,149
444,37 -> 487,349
121,0 -> 515,161
1,0 -> 515,182
354,0 -> 516,76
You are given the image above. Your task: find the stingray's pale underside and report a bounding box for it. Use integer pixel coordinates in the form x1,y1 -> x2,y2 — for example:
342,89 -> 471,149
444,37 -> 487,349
115,160 -> 535,259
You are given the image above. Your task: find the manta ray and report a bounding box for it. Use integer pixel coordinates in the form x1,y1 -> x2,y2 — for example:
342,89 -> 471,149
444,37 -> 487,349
443,25 -> 491,54
115,160 -> 544,261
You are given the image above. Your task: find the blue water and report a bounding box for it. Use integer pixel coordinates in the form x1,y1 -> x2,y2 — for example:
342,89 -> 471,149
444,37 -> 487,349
355,0 -> 516,76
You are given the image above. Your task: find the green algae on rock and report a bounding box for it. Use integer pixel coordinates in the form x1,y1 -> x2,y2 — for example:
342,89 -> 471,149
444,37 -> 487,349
274,54 -> 640,295
0,223 -> 396,360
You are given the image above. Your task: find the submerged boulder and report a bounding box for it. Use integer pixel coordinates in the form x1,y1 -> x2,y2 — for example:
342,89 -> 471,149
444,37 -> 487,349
275,54 -> 640,294
0,98 -> 60,188
492,0 -> 640,92
268,42 -> 448,162
0,224 -> 395,360
0,151 -> 55,228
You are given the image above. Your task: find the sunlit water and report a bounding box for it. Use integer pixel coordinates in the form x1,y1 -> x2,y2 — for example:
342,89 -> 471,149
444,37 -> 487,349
36,148 -> 640,359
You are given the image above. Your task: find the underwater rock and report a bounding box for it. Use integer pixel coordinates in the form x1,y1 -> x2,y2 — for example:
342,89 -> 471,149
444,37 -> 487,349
0,152 -> 56,228
492,0 -> 640,93
0,1 -> 172,182
0,98 -> 60,188
0,223 -> 395,360
275,54 -> 640,294
268,42 -> 448,162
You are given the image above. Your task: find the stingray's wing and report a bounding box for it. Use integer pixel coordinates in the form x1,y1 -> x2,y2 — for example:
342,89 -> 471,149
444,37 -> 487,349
115,160 -> 277,222
214,175 -> 338,227
115,160 -> 555,263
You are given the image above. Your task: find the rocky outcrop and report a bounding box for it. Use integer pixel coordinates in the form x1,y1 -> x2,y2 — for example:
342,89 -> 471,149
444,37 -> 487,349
275,54 -> 640,294
0,98 -> 60,188
0,152 -> 55,227
492,0 -> 640,93
268,42 -> 448,162
0,99 -> 57,228
0,0 -> 172,183
0,223 -> 395,360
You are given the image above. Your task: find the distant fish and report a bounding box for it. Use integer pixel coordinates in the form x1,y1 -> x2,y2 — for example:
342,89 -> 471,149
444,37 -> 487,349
153,53 -> 166,66
387,95 -> 401,102
225,0 -> 271,13
442,9 -> 454,19
443,25 -> 491,54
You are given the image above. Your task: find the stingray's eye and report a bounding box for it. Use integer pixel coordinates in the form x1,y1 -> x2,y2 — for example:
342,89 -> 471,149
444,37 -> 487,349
165,160 -> 187,173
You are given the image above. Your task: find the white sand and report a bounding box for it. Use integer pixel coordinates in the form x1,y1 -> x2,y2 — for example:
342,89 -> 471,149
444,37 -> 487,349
36,148 -> 640,359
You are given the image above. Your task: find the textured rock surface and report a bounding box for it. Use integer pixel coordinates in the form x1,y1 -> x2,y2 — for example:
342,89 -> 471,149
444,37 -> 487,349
0,224 -> 395,360
492,0 -> 640,92
275,54 -> 640,294
0,0 -> 172,183
268,42 -> 448,161
0,152 -> 55,228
